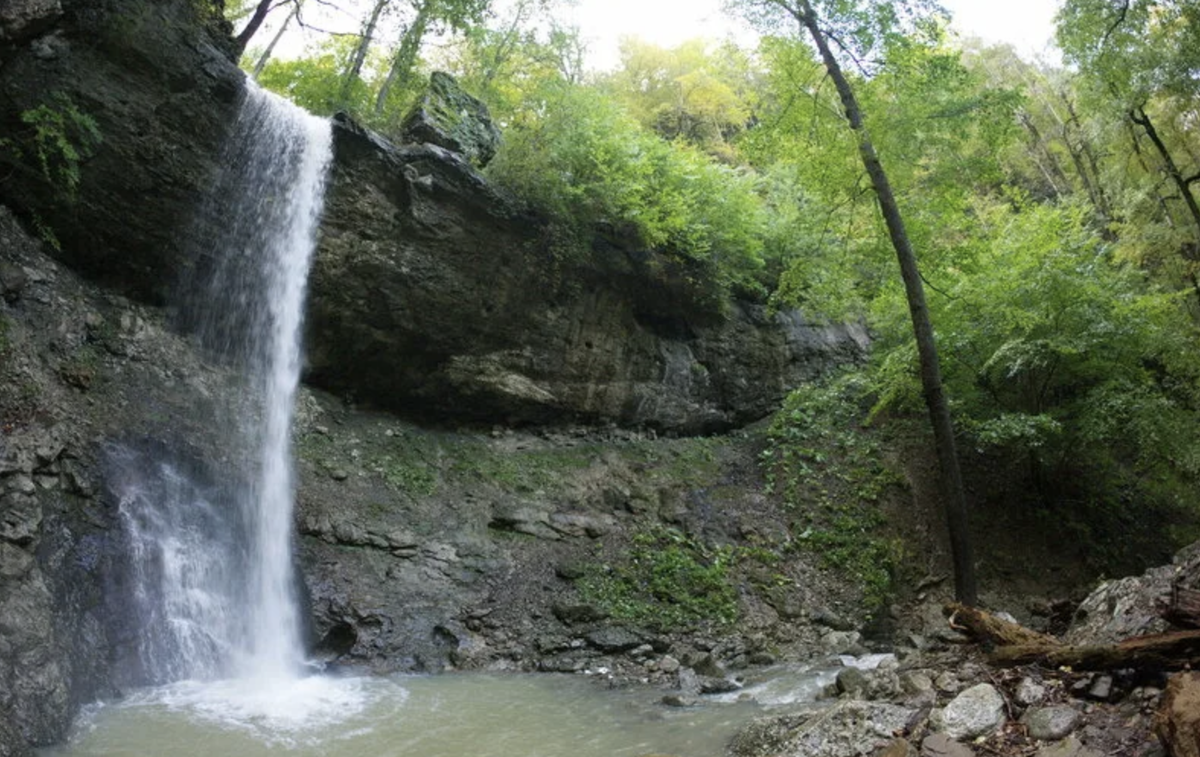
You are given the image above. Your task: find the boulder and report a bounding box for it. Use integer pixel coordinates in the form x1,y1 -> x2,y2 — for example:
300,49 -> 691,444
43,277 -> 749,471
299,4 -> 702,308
400,71 -> 501,167
729,700 -> 917,757
584,626 -> 643,653
1066,540 -> 1200,645
935,683 -> 1006,740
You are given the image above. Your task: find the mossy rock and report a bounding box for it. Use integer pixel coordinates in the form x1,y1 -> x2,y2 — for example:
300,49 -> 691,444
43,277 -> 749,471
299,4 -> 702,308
400,71 -> 501,167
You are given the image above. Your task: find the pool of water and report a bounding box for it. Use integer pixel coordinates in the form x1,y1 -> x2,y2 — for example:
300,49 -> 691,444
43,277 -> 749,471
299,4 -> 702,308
41,669 -> 837,757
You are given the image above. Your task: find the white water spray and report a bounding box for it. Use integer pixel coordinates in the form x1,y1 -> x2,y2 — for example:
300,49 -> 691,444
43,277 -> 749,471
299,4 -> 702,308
113,84 -> 332,685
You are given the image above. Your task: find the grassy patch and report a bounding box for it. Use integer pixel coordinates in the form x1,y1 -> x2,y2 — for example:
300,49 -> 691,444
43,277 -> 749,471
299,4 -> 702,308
763,371 -> 907,610
576,526 -> 739,631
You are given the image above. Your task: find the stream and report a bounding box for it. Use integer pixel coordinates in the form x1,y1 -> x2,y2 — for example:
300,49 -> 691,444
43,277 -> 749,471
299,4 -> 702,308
41,662 -> 855,757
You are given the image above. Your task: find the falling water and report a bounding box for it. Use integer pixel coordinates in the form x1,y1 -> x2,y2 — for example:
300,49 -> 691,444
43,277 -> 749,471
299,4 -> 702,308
111,84 -> 332,684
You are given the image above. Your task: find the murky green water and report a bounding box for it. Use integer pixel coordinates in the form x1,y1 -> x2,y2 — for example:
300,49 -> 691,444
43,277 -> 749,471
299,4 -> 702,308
41,670 -> 833,757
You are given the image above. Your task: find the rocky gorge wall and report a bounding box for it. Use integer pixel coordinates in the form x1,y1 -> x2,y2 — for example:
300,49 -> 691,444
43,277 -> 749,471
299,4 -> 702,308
307,117 -> 868,433
0,0 -> 871,752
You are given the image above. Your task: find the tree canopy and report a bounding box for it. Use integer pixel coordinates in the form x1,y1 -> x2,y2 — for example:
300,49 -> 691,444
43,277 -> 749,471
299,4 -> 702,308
235,0 -> 1200,600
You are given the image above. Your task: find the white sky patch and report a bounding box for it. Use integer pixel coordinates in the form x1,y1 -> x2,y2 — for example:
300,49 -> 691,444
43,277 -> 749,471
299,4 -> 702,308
566,0 -> 1061,70
250,0 -> 1062,70
940,0 -> 1061,60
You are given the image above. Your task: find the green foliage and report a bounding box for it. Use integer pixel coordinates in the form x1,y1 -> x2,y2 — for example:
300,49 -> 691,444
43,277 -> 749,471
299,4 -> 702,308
763,373 -> 906,609
871,197 -> 1200,514
604,38 -> 759,158
485,82 -> 768,295
577,526 -> 740,630
256,37 -> 380,117
13,92 -> 102,201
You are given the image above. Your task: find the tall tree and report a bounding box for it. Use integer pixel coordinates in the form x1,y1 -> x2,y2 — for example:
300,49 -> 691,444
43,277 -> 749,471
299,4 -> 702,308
1058,0 -> 1200,295
730,0 -> 978,604
233,0 -> 280,56
251,0 -> 303,78
374,0 -> 489,116
341,0 -> 392,103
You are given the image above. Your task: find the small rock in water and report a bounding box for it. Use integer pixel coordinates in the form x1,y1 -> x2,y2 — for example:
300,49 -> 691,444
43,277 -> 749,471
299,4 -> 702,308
661,694 -> 697,707
691,653 -> 726,678
698,676 -> 741,694
836,667 -> 868,696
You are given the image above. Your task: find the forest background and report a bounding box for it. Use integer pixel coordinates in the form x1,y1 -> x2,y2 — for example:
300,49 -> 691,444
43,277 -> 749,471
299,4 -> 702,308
225,0 -> 1200,598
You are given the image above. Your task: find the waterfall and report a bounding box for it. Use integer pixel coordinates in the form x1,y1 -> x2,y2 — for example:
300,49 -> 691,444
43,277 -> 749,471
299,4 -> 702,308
111,84 -> 332,684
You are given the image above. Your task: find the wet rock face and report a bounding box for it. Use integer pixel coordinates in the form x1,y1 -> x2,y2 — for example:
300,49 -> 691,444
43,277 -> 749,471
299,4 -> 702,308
307,117 -> 868,433
0,0 -> 243,304
0,0 -> 61,47
0,205 -> 266,749
0,209 -> 124,748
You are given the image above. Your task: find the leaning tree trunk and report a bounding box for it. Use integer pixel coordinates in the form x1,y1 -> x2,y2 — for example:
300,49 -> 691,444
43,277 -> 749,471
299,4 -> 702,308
1130,106 -> 1200,303
251,0 -> 301,78
789,0 -> 978,604
340,0 -> 391,105
374,0 -> 435,116
233,0 -> 277,57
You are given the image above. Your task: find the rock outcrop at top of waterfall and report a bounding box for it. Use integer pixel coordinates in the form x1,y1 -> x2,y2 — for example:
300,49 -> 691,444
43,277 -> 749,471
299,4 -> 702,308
305,104 -> 868,433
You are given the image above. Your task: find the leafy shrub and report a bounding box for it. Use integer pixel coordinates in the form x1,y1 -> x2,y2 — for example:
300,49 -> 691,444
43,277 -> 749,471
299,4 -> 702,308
18,93 -> 102,200
871,198 -> 1200,521
485,84 -> 768,296
577,526 -> 739,630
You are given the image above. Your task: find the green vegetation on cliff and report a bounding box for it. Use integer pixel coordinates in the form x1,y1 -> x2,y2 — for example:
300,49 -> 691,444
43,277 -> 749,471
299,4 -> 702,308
219,0 -> 1200,592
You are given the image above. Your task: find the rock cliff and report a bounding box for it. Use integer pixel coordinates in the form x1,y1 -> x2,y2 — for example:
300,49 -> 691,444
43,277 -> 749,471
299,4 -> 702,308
0,5 -> 869,752
307,114 -> 868,433
0,0 -> 242,303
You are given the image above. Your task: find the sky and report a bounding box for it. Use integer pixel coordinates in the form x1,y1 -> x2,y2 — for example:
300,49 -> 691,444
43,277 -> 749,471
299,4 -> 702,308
259,0 -> 1063,70
566,0 -> 1062,70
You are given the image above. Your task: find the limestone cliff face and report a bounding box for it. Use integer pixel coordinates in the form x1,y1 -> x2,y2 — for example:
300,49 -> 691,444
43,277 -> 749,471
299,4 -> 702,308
306,116 -> 868,433
0,0 -> 243,304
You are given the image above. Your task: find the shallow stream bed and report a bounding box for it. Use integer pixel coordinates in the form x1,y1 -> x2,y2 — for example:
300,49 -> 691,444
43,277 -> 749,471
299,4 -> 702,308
40,665 -> 844,757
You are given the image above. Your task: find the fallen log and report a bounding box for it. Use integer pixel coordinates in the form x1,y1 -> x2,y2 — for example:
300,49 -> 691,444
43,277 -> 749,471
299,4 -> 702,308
945,603 -> 1200,671
1155,672 -> 1200,757
988,630 -> 1200,670
1164,586 -> 1200,630
945,603 -> 1059,647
